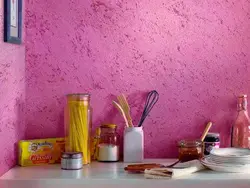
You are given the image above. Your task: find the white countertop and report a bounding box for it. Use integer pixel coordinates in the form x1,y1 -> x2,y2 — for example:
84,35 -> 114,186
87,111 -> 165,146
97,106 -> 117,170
1,159 -> 250,188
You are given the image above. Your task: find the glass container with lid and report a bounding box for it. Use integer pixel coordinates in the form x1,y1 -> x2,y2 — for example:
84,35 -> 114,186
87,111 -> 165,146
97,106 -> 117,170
98,124 -> 119,162
64,93 -> 91,165
232,95 -> 250,148
204,132 -> 220,155
178,140 -> 203,162
61,152 -> 83,170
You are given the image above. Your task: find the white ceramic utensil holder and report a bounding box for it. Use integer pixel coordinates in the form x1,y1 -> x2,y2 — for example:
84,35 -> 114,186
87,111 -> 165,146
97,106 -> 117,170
123,127 -> 144,162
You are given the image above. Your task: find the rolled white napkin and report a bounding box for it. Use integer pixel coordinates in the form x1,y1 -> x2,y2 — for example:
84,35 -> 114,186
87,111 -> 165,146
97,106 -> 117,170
144,160 -> 205,179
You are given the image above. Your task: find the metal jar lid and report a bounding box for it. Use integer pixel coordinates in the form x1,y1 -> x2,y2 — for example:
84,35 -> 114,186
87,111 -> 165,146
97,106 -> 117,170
101,123 -> 117,129
62,152 -> 83,159
67,93 -> 90,101
206,132 -> 220,138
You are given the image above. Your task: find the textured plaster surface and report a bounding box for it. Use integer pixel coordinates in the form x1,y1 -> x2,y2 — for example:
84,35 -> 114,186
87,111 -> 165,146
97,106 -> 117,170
25,0 -> 250,158
0,1 -> 25,176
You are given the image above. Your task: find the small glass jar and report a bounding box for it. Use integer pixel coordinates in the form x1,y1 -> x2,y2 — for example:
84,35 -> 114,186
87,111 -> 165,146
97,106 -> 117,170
204,133 -> 220,155
61,152 -> 83,170
98,124 -> 119,162
178,140 -> 203,162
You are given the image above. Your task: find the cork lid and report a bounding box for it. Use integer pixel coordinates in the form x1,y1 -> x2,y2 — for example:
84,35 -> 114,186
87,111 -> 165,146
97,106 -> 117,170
101,124 -> 117,129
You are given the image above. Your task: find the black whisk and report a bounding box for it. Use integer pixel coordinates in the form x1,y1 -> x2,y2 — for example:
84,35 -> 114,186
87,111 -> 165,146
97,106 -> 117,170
138,90 -> 159,127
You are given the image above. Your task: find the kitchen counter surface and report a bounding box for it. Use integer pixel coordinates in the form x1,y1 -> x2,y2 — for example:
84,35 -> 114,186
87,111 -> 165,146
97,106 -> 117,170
1,159 -> 250,188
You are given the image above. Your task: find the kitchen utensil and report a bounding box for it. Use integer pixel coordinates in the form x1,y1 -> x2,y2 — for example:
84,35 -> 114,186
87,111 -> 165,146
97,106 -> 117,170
124,163 -> 163,172
138,90 -> 159,127
124,160 -> 181,173
117,94 -> 133,127
200,122 -> 213,141
112,101 -> 129,127
145,160 -> 205,179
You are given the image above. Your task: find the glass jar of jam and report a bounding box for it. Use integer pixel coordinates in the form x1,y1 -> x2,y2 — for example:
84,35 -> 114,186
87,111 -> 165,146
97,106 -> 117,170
178,140 -> 203,162
204,132 -> 220,155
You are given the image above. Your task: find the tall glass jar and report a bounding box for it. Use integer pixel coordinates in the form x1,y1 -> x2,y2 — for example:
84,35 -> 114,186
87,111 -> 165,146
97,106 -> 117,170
97,124 -> 119,162
65,93 -> 91,164
232,95 -> 250,148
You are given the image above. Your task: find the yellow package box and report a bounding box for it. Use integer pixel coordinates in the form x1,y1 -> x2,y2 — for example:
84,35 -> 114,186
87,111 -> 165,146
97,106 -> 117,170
19,138 -> 65,166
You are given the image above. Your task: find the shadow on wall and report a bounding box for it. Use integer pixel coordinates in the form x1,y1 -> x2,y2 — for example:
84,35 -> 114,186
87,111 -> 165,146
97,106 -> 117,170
12,97 -> 25,167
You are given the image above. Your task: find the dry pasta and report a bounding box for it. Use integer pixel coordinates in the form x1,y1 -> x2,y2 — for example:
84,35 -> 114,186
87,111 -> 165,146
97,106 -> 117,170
66,100 -> 90,164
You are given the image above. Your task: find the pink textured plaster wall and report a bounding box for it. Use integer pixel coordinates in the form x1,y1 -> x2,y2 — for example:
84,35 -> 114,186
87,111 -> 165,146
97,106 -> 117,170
25,0 -> 250,158
0,1 -> 25,176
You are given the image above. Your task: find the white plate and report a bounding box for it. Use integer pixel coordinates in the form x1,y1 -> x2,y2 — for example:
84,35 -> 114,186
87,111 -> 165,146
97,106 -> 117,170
209,154 -> 250,160
201,158 -> 250,173
210,148 -> 250,157
207,158 -> 250,165
205,156 -> 250,166
207,156 -> 250,164
202,157 -> 250,167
